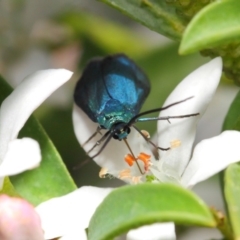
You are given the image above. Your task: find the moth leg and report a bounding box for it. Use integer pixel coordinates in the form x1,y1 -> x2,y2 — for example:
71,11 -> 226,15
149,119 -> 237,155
87,130 -> 110,155
132,125 -> 170,160
83,126 -> 102,147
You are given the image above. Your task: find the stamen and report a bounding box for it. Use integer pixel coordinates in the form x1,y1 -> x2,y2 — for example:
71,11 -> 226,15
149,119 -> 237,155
119,169 -> 131,179
119,169 -> 142,184
99,167 -> 115,179
99,168 -> 108,178
124,150 -> 152,173
131,176 -> 142,184
141,130 -> 150,139
124,154 -> 135,166
170,139 -> 181,148
123,138 -> 144,174
137,152 -> 151,171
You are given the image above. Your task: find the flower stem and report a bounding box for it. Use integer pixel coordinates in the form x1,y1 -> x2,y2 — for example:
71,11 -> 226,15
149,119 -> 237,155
210,207 -> 234,240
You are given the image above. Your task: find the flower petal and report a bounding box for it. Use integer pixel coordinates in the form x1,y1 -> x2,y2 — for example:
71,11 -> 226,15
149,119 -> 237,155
73,105 -> 152,181
0,138 -> 41,178
181,131 -> 240,188
59,230 -> 87,240
157,58 -> 222,180
0,195 -> 44,240
127,222 -> 176,240
0,69 -> 73,161
36,186 -> 112,239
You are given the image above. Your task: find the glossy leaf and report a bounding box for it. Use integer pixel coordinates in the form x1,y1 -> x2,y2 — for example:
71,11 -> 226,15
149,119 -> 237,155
224,163 -> 240,238
97,0 -> 185,40
88,183 -> 216,240
0,75 -> 76,206
223,90 -> 240,131
223,90 -> 240,238
180,0 -> 240,54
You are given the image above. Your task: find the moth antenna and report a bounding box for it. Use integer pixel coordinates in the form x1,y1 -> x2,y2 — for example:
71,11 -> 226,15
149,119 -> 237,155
136,113 -> 200,123
128,96 -> 195,126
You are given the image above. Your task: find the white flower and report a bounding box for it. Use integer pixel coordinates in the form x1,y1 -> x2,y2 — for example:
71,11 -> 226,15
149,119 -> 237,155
127,222 -> 175,240
36,186 -> 176,240
36,186 -> 112,240
0,69 -> 73,188
73,57 -> 240,188
151,57 -> 240,188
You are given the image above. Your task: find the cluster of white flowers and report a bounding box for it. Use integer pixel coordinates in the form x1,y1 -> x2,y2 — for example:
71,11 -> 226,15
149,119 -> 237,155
1,57 -> 240,239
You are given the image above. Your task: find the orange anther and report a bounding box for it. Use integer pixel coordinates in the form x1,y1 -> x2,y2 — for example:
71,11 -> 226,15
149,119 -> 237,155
139,152 -> 151,159
137,152 -> 151,171
124,154 -> 135,166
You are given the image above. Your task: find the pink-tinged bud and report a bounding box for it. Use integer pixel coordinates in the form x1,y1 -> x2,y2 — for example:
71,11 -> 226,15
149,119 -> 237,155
0,195 -> 44,240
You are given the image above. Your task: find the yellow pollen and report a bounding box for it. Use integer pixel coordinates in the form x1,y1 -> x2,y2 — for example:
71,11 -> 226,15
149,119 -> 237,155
119,169 -> 132,179
170,139 -> 181,148
99,168 -> 108,178
131,176 -> 142,184
141,130 -> 150,139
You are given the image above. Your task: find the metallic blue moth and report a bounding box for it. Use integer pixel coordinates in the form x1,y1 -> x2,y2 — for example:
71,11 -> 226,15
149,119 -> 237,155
74,54 -> 198,162
74,54 -> 150,141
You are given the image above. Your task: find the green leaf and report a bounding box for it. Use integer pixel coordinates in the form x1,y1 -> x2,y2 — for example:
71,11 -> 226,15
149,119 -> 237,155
222,90 -> 240,131
180,0 -> 240,54
222,90 -> 240,238
0,177 -> 20,197
0,75 -> 77,206
88,183 -> 216,240
224,163 -> 240,238
97,0 -> 185,40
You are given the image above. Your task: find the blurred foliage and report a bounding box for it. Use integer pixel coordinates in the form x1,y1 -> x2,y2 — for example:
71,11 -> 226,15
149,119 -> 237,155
0,178 -> 19,197
222,91 -> 240,237
165,0 -> 212,21
224,164 -> 240,239
97,0 -> 186,40
180,0 -> 240,86
55,12 -> 150,60
98,0 -> 240,86
223,90 -> 240,131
